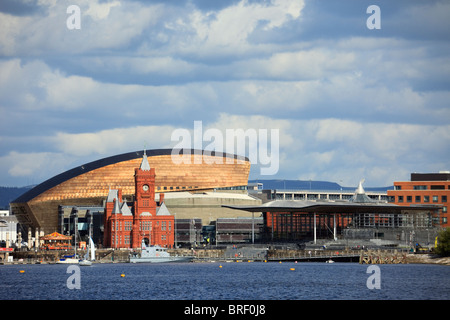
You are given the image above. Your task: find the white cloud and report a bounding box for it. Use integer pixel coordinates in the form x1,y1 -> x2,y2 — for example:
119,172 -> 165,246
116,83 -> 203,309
0,0 -> 449,188
0,0 -> 161,55
169,0 -> 305,55
51,125 -> 178,157
286,118 -> 450,186
0,125 -> 178,185
85,0 -> 121,21
251,49 -> 355,80
0,112 -> 449,187
0,151 -> 71,181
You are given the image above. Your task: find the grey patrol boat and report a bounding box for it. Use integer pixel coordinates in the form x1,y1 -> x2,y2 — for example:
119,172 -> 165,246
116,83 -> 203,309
130,240 -> 194,263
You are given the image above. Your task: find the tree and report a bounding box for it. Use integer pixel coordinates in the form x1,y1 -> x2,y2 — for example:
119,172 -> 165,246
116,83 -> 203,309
435,228 -> 450,257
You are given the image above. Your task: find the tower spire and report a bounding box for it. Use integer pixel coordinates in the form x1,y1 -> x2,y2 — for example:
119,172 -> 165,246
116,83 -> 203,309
356,178 -> 365,194
140,148 -> 151,171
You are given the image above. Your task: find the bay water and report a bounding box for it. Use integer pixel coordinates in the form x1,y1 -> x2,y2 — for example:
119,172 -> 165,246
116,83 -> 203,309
1,262 -> 449,300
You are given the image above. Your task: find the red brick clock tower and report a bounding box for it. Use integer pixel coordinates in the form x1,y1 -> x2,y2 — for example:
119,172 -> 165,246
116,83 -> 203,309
132,150 -> 156,248
104,150 -> 174,249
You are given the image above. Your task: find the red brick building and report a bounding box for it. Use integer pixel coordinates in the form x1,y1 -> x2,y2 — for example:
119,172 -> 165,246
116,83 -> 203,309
387,172 -> 449,228
103,151 -> 175,248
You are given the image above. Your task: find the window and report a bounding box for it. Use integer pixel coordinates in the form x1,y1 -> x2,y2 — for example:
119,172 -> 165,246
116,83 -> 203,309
442,196 -> 447,203
442,206 -> 447,213
140,221 -> 152,231
142,221 -> 152,231
407,196 -> 412,203
295,194 -> 306,200
394,186 -> 402,190
430,185 -> 445,190
424,196 -> 429,203
125,221 -> 132,231
398,196 -> 403,203
415,196 -> 421,203
433,196 -> 439,203
413,185 -> 427,190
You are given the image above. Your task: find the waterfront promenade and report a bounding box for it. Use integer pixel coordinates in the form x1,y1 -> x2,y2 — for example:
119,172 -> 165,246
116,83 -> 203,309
4,246 -> 449,265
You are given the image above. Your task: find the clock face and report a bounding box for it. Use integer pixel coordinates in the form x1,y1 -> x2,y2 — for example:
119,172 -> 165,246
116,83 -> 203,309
142,184 -> 149,191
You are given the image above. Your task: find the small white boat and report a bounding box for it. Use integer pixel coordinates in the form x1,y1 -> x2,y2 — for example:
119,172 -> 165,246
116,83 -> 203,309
57,255 -> 79,264
79,259 -> 92,266
326,259 -> 335,263
79,237 -> 96,266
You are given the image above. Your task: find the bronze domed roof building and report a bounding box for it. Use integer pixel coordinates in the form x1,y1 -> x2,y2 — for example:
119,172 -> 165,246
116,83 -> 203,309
10,149 -> 253,236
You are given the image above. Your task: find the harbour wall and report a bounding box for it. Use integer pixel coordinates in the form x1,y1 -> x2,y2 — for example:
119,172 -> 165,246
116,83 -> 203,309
4,246 -> 449,265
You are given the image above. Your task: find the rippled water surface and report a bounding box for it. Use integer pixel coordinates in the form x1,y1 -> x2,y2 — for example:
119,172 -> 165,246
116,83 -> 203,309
1,262 -> 449,300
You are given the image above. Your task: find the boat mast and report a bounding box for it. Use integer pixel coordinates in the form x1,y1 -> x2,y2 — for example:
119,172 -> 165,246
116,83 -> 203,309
87,210 -> 92,260
72,207 -> 78,258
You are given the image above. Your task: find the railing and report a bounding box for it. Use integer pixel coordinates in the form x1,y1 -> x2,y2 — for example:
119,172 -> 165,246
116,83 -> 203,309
268,249 -> 358,261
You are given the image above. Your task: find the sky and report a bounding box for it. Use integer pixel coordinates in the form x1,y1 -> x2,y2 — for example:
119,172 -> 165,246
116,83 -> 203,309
0,0 -> 449,188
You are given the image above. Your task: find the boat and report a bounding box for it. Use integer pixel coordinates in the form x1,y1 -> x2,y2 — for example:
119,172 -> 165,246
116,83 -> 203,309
57,227 -> 80,264
79,237 -> 96,266
78,259 -> 92,266
326,259 -> 335,263
57,254 -> 79,264
130,240 -> 194,263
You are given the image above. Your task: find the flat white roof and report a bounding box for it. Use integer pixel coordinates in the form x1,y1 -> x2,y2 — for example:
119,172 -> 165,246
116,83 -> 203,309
157,191 -> 258,201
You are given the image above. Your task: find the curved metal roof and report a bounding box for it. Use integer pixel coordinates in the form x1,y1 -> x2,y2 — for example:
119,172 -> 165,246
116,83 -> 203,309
223,200 -> 441,214
13,149 -> 248,204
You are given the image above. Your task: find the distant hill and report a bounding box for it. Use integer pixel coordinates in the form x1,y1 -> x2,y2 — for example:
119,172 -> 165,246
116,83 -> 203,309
248,179 -> 393,192
0,186 -> 34,209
